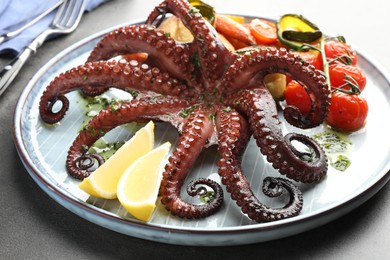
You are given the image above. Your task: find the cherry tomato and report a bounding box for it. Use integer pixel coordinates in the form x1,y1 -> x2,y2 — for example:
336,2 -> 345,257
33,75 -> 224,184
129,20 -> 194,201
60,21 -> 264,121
296,50 -> 324,71
326,91 -> 368,132
325,40 -> 357,65
284,80 -> 311,115
328,64 -> 366,92
249,18 -> 278,45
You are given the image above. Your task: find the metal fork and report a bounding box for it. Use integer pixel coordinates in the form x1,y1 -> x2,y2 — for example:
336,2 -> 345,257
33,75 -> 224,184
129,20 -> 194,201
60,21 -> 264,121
0,0 -> 86,96
0,0 -> 64,45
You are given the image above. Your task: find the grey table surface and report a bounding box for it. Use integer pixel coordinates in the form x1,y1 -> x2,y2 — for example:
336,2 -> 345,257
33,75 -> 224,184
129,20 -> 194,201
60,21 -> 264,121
1,0 -> 389,259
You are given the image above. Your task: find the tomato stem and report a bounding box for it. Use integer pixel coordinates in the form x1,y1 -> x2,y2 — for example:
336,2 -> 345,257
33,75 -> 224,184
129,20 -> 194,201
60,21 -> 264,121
319,38 -> 331,91
331,74 -> 361,95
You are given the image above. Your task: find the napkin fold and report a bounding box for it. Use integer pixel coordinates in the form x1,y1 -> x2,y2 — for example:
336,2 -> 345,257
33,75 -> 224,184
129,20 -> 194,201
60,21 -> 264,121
0,0 -> 108,55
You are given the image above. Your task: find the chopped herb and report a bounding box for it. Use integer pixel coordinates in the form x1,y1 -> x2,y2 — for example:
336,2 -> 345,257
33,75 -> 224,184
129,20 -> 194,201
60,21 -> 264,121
196,37 -> 205,43
128,89 -> 139,98
313,130 -> 353,171
313,131 -> 352,154
189,7 -> 200,15
88,139 -> 125,161
179,105 -> 197,118
199,190 -> 215,203
110,103 -> 120,112
190,53 -> 201,70
331,155 -> 351,171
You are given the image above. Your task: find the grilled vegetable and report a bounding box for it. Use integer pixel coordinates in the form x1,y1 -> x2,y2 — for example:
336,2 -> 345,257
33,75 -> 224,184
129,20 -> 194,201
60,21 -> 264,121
277,14 -> 322,50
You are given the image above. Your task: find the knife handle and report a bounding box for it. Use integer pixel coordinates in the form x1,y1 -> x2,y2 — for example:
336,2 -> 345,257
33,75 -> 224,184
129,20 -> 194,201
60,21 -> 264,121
0,48 -> 34,96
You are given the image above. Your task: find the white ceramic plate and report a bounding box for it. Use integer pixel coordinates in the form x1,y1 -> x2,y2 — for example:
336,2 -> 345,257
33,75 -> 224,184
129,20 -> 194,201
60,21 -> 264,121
13,19 -> 390,246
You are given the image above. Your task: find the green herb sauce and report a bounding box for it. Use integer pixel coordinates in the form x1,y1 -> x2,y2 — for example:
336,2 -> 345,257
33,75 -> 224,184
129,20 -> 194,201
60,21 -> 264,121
88,139 -> 125,161
313,130 -> 353,171
77,93 -> 141,160
199,191 -> 215,204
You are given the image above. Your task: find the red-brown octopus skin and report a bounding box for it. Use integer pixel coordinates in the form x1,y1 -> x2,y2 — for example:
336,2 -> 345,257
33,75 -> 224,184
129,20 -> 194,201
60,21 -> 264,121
216,106 -> 303,222
160,105 -> 224,219
38,0 -> 331,222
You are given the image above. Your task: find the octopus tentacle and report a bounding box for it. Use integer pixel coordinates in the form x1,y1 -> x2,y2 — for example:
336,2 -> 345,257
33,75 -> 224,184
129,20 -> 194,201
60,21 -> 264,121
39,59 -> 193,124
227,88 -> 327,183
221,47 -> 330,129
216,107 -> 303,222
37,0 -> 335,222
87,24 -> 199,86
160,105 -> 224,219
146,0 -> 235,86
66,96 -> 192,179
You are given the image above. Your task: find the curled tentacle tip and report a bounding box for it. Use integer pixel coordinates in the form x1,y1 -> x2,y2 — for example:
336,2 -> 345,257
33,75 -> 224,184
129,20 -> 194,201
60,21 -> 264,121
284,133 -> 326,163
262,177 -> 285,197
39,95 -> 70,124
283,105 -> 311,129
186,177 -> 224,201
67,153 -> 105,180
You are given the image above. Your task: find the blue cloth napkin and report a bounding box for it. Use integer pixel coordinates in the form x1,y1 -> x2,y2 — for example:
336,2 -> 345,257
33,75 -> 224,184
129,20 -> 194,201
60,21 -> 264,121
0,0 -> 108,55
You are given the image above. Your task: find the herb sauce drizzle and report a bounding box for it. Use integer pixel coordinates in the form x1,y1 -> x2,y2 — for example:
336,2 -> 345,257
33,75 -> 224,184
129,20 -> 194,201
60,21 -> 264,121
313,130 -> 353,171
77,93 -> 141,160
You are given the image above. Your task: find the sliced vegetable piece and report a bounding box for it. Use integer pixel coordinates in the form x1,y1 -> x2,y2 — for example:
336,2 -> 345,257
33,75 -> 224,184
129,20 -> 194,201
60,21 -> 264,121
225,15 -> 245,24
189,0 -> 216,25
264,73 -> 286,100
159,16 -> 194,42
215,14 -> 256,46
249,18 -> 278,45
217,33 -> 235,52
277,14 -> 322,50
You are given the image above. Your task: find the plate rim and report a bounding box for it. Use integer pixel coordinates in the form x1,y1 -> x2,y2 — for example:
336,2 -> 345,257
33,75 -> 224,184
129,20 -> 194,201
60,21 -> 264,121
12,17 -> 390,246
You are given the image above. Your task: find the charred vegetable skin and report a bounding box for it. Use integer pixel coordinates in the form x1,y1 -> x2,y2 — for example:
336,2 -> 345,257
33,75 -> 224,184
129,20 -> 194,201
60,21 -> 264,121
277,14 -> 322,50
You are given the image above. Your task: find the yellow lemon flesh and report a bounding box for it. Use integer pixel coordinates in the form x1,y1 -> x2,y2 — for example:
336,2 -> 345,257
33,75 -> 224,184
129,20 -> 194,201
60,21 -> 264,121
117,142 -> 171,222
78,121 -> 155,199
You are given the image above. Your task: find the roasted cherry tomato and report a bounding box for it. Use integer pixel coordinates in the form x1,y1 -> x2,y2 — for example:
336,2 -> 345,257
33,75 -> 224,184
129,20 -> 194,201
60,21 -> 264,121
284,80 -> 311,115
295,50 -> 323,71
326,91 -> 368,132
249,18 -> 278,44
328,63 -> 366,92
325,40 -> 357,65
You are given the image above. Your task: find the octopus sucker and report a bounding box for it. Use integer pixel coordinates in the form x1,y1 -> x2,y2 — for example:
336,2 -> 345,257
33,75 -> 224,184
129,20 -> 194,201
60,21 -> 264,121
39,0 -> 331,222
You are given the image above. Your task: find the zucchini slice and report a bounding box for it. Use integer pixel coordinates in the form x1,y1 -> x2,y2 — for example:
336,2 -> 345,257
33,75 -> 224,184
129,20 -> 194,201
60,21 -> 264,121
277,14 -> 322,50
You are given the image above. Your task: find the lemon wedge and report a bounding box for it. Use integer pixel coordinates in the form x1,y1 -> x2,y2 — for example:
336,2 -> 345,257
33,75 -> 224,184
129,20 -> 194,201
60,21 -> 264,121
117,142 -> 171,222
78,121 -> 155,199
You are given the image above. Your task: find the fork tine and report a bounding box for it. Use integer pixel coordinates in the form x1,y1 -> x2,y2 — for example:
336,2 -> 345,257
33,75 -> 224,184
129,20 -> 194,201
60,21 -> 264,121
64,0 -> 83,28
0,0 -> 86,96
51,0 -> 68,25
52,0 -> 85,29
